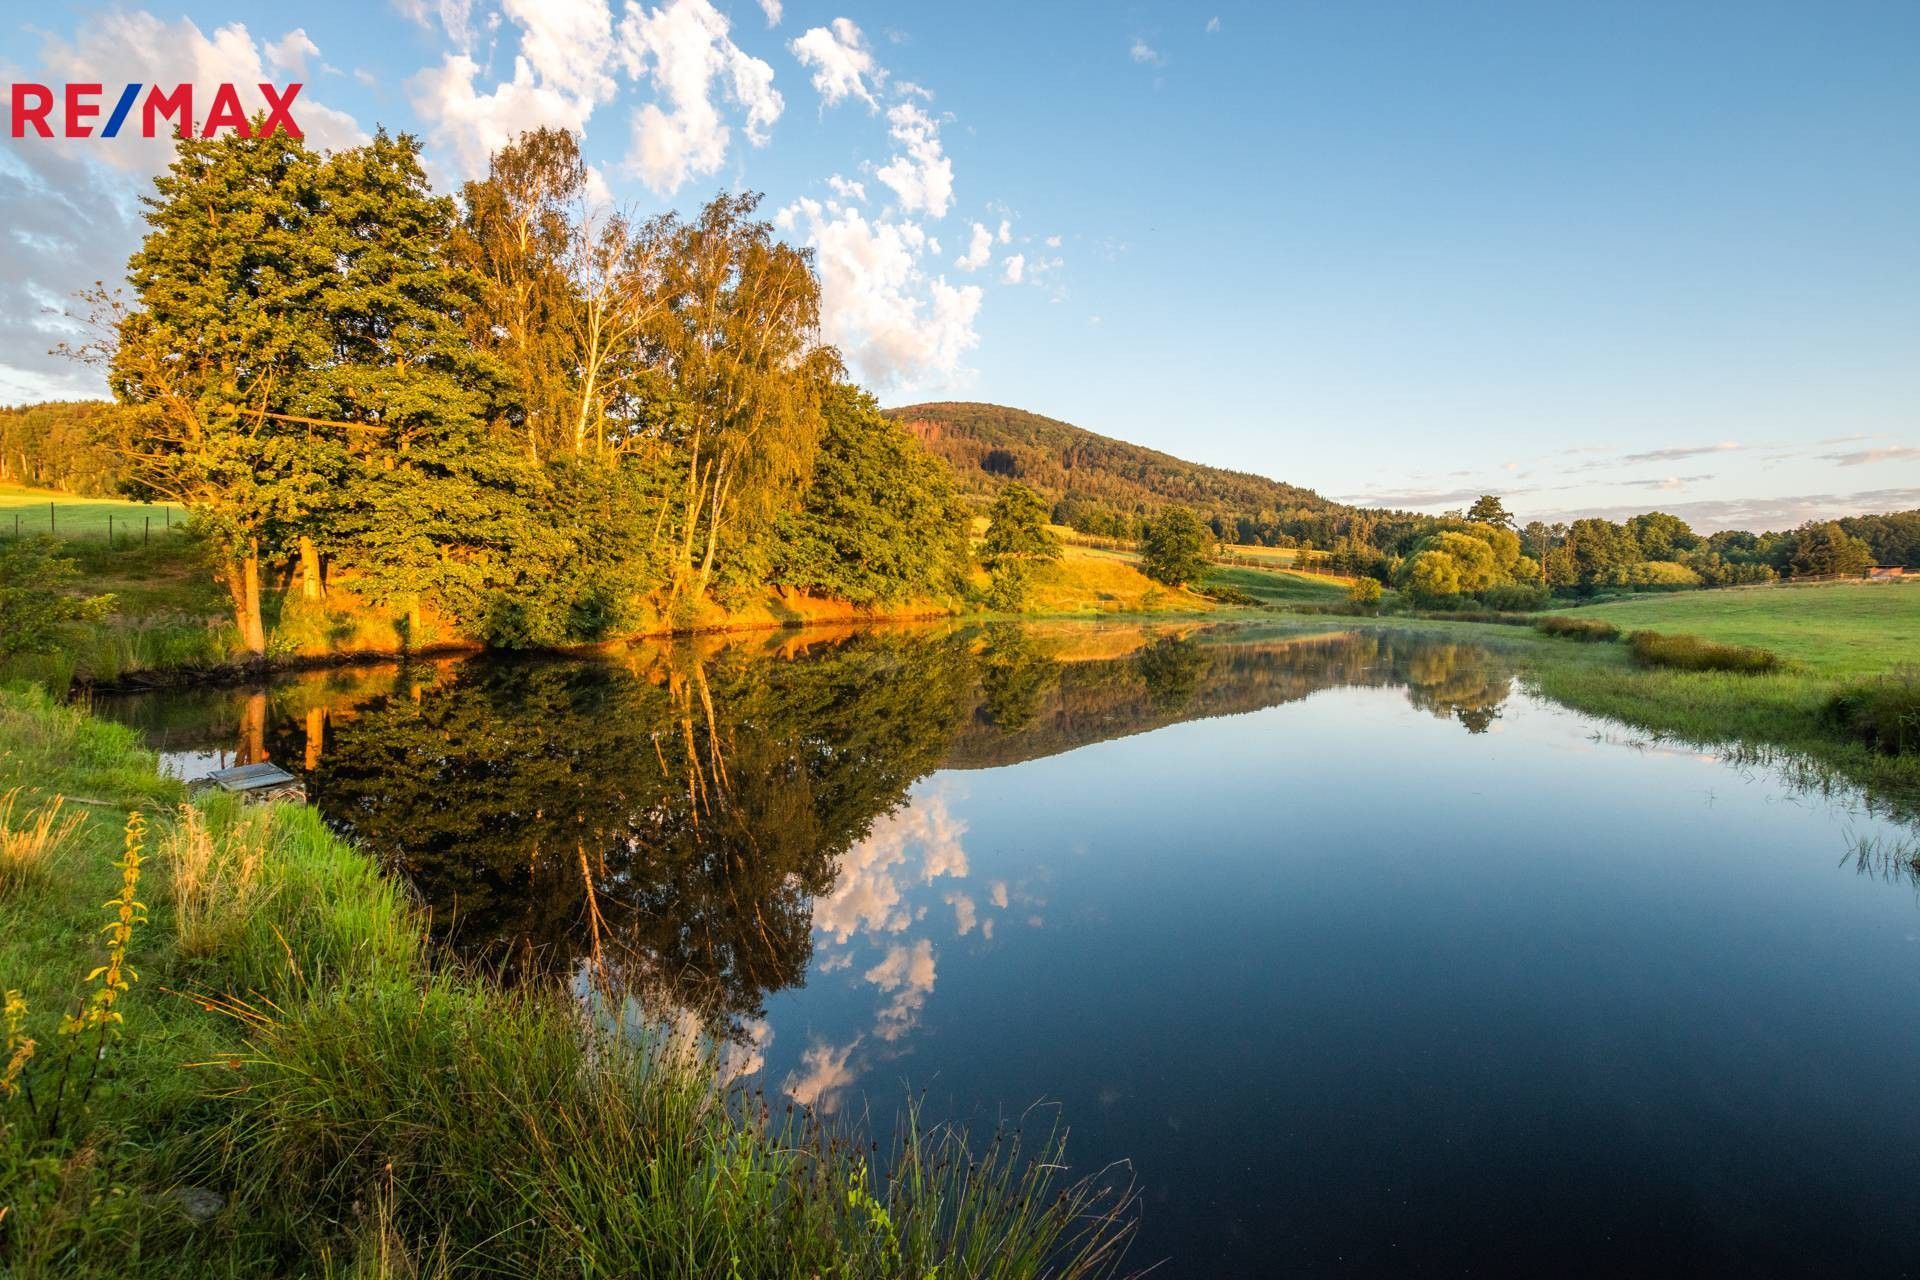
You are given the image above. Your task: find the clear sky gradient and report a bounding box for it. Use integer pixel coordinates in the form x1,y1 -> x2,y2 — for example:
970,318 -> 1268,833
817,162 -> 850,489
3,1 -> 1915,529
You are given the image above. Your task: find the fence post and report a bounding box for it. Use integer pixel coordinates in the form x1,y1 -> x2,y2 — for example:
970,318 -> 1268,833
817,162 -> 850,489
49,501 -> 55,533
144,516 -> 150,546
108,513 -> 114,546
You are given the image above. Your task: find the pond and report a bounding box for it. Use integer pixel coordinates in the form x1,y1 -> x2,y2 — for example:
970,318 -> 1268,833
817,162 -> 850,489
91,621 -> 1920,1277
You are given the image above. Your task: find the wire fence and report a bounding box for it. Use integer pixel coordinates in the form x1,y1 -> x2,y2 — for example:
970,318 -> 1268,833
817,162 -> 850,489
0,501 -> 186,548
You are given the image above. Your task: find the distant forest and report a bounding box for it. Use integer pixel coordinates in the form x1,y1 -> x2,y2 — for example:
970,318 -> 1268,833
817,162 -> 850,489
884,401 -> 1920,577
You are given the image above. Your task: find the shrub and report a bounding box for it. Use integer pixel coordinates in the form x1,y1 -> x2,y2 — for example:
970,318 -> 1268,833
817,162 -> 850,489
1481,583 -> 1550,612
1824,668 -> 1920,756
1347,578 -> 1383,608
1626,630 -> 1782,674
1535,615 -> 1620,642
0,537 -> 114,656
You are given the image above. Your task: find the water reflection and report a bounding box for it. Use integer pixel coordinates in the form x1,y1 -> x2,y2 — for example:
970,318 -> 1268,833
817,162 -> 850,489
95,624 -> 1512,1036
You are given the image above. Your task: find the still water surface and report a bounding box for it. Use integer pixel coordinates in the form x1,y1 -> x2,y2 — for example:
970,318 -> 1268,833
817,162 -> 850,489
94,622 -> 1920,1276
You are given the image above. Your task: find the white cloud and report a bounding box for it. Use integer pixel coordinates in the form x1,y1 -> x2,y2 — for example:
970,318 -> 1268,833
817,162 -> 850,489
1130,37 -> 1164,66
395,0 -> 480,49
1001,253 -> 1025,284
1044,234 -> 1061,248
756,0 -> 783,27
506,0 -> 617,105
827,173 -> 867,202
955,222 -> 993,271
996,219 -> 1011,244
778,197 -> 982,390
409,53 -> 596,180
944,891 -> 977,936
874,102 -> 953,217
265,28 -> 321,77
789,17 -> 884,109
1206,16 -> 1221,33
617,0 -> 783,194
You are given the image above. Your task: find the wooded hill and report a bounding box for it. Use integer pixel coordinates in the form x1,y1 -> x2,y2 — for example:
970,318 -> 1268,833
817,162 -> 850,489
888,401 -> 1343,524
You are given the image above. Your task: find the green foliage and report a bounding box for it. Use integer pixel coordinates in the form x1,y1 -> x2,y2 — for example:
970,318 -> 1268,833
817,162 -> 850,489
1465,494 -> 1513,527
980,484 -> 1059,610
0,539 -> 113,656
1139,506 -> 1213,587
1347,577 -> 1384,608
0,404 -> 141,497
1625,511 -> 1700,560
1823,669 -> 1920,756
1786,521 -> 1874,579
1481,582 -> 1551,612
773,387 -> 969,605
892,401 -> 1336,538
1535,615 -> 1621,641
1627,630 -> 1782,674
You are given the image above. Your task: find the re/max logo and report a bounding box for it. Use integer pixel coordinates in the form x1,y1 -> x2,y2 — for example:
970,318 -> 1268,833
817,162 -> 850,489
8,83 -> 303,139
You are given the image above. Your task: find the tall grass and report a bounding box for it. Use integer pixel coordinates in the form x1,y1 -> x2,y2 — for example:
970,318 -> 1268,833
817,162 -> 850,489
1535,615 -> 1620,642
0,789 -> 84,895
1626,629 -> 1782,674
1824,668 -> 1920,756
227,978 -> 1134,1278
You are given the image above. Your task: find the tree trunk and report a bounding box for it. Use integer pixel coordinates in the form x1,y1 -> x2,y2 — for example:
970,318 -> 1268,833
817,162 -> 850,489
226,544 -> 267,657
299,536 -> 324,602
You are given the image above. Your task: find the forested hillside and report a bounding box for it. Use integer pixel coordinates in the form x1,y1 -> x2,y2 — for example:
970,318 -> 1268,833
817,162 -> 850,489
888,401 -> 1345,535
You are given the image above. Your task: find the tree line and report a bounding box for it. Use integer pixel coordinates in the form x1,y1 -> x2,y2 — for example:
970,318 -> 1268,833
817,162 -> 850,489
49,127 -> 970,656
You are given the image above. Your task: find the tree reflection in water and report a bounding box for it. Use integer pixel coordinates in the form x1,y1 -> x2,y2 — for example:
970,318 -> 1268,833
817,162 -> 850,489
110,625 -> 1513,1043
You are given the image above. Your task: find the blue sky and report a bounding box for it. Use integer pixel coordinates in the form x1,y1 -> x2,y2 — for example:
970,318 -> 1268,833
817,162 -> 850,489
3,0 -> 1916,529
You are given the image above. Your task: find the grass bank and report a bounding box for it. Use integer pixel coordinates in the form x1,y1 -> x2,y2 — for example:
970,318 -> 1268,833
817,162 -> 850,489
0,686 -> 1135,1277
1321,581 -> 1920,815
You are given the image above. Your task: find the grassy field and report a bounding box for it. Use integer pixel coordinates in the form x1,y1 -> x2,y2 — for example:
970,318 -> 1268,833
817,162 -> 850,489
1562,581 -> 1920,677
1203,564 -> 1353,608
0,483 -> 186,544
0,686 -> 1134,1277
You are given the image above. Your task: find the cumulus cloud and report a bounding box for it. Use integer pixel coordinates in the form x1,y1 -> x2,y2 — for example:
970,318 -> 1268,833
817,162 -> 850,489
616,0 -> 783,193
955,222 -> 993,272
944,891 -> 977,936
1129,37 -> 1164,66
1001,253 -> 1025,284
874,102 -> 953,218
777,197 -> 982,390
410,52 -> 598,179
265,28 -> 321,76
826,173 -> 867,201
789,17 -> 883,109
756,0 -> 783,26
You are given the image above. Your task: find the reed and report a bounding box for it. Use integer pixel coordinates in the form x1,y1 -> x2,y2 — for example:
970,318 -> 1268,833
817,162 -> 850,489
0,789 -> 85,895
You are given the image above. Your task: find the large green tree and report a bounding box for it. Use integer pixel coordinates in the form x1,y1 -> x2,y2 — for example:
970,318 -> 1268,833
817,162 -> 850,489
980,482 -> 1060,609
1140,506 -> 1214,587
772,386 -> 969,605
104,129 -> 333,653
